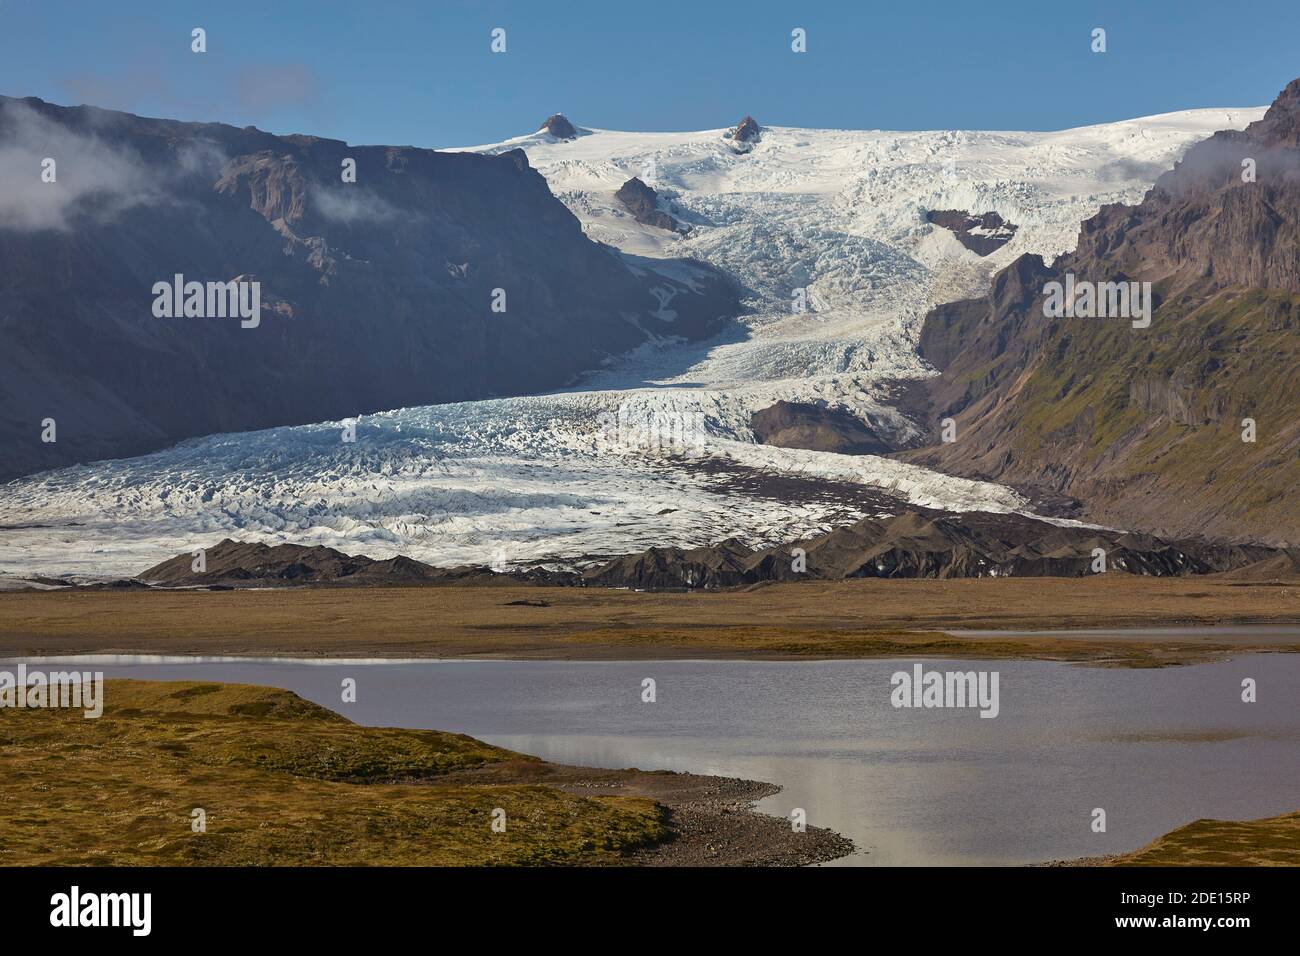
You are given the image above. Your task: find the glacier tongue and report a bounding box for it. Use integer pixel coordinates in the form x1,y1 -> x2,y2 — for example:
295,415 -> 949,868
0,108 -> 1265,578
0,391 -> 1028,578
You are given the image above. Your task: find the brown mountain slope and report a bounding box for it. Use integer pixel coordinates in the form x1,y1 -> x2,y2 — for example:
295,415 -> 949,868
901,79 -> 1300,546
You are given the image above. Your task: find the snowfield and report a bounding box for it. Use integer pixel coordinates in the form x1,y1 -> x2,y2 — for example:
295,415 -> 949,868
0,107 -> 1264,579
464,108 -> 1263,402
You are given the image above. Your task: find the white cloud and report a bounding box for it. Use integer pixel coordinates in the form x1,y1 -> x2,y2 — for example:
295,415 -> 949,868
312,185 -> 401,223
0,101 -> 162,231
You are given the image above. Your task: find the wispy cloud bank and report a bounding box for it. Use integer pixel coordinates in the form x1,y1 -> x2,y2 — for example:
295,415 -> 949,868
312,185 -> 401,224
0,101 -> 234,231
0,101 -> 160,231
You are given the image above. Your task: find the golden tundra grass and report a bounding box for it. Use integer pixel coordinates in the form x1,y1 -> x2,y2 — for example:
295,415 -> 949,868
0,680 -> 667,866
1109,812 -> 1300,866
1,574 -> 1297,663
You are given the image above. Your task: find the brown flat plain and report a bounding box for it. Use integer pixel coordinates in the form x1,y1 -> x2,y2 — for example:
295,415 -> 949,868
1,574 -> 1298,664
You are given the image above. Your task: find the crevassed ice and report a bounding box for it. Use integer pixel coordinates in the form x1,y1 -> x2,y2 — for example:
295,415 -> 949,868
0,108 -> 1264,578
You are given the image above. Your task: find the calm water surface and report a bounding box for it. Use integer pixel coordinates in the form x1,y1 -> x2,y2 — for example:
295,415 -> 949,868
17,643 -> 1300,866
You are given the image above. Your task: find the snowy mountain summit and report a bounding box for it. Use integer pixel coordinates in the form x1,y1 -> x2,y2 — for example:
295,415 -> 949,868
458,106 -> 1265,408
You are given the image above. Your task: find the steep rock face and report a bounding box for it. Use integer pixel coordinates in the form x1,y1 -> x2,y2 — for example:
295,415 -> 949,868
902,79 -> 1300,545
0,96 -> 738,478
750,401 -> 890,455
614,176 -> 684,232
1068,112 -> 1300,292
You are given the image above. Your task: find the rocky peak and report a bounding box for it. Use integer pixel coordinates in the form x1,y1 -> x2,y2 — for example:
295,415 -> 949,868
1064,77 -> 1300,295
730,115 -> 761,143
539,113 -> 577,140
1250,76 -> 1300,148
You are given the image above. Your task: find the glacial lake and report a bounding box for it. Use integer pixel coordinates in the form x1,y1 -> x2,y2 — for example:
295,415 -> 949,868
15,647 -> 1300,866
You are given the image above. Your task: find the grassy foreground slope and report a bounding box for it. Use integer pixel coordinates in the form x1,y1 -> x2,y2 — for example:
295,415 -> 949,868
0,680 -> 667,866
1110,811 -> 1300,866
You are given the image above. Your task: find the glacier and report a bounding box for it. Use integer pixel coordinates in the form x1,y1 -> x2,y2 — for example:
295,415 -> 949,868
0,107 -> 1265,579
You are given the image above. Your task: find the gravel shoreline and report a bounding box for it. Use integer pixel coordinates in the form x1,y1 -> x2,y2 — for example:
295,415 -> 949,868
436,759 -> 856,866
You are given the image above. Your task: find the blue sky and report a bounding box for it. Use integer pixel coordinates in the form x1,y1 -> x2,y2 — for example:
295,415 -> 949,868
1,0 -> 1296,148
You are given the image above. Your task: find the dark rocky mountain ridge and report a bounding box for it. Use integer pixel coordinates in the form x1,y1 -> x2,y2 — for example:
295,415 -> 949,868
0,96 -> 739,479
105,512 -> 1295,592
577,509 -> 1285,589
137,539 -> 514,588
